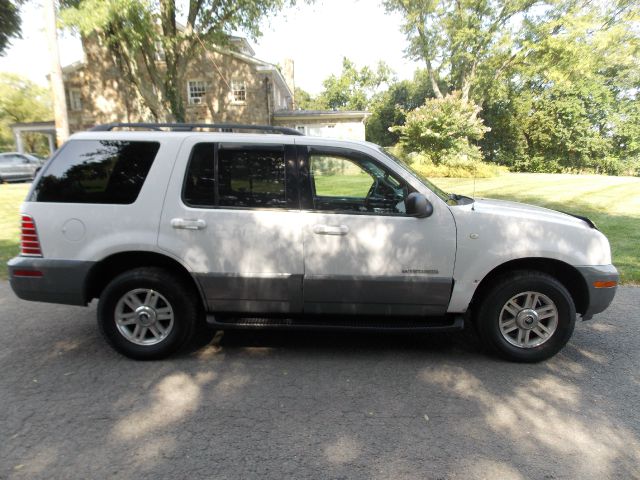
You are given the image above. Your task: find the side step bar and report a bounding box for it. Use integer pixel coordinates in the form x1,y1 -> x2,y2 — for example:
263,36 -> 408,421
206,314 -> 465,333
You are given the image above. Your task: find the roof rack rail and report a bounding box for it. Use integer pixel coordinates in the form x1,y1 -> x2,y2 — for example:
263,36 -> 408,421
89,122 -> 304,136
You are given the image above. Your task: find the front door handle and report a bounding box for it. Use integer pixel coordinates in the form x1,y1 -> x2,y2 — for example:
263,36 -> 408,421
313,224 -> 349,236
171,218 -> 207,230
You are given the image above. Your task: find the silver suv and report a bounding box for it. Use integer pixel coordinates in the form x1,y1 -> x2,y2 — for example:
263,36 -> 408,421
8,123 -> 618,362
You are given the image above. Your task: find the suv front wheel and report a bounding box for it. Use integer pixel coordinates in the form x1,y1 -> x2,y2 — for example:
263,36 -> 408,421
98,267 -> 204,359
475,271 -> 576,362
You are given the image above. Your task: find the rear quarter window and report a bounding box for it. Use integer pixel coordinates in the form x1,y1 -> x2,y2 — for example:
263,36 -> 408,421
32,140 -> 160,204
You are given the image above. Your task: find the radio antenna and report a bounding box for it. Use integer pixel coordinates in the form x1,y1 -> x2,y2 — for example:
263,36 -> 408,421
471,157 -> 477,211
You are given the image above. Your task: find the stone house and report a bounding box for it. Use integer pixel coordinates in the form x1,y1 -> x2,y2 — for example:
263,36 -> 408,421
63,36 -> 293,130
60,36 -> 368,140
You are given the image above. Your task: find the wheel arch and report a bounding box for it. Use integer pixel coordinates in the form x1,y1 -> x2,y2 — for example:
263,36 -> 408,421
470,257 -> 589,315
84,251 -> 206,309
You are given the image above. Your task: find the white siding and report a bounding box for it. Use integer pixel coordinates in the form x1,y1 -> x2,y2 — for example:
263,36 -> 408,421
300,121 -> 365,141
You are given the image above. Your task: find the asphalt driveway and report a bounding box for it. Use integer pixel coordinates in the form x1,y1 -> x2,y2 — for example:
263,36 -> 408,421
1,281 -> 639,479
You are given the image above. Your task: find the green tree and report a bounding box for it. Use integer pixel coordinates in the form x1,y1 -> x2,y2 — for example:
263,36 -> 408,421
366,69 -> 435,145
384,0 -> 541,102
0,73 -> 53,155
294,87 -> 324,110
60,0 -> 297,122
479,1 -> 640,174
0,0 -> 21,55
612,98 -> 640,174
313,57 -> 393,110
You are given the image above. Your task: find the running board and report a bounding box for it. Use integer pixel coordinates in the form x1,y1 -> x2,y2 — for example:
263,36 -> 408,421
206,314 -> 464,332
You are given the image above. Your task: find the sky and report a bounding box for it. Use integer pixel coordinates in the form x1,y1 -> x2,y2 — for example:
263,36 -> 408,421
0,0 -> 422,94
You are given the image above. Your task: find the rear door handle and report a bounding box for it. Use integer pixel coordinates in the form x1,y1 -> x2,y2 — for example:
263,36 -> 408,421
313,224 -> 349,236
171,218 -> 207,230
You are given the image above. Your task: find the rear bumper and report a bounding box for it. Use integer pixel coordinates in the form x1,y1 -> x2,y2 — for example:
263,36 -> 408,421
8,257 -> 94,306
576,264 -> 619,320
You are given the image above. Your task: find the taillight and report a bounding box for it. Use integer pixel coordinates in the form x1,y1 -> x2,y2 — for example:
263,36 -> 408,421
20,215 -> 42,257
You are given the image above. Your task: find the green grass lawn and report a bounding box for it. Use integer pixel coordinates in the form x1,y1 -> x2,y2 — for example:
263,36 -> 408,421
1,173 -> 638,283
0,183 -> 28,279
315,173 -> 372,197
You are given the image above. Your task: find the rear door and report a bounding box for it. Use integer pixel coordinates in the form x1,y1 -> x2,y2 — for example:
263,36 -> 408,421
158,137 -> 304,314
298,145 -> 457,316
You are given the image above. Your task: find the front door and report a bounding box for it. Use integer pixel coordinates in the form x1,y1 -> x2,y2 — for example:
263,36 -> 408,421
158,138 -> 303,314
299,146 -> 457,316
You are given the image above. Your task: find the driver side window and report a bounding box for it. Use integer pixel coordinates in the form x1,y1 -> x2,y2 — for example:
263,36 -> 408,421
309,152 -> 410,215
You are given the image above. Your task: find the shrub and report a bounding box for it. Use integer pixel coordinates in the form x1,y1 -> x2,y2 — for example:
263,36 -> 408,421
391,92 -> 490,165
387,146 -> 506,178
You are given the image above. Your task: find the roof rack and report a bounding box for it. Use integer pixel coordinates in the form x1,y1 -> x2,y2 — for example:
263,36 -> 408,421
89,122 -> 303,136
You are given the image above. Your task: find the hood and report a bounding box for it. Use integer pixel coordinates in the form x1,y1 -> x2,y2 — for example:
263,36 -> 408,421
471,198 -> 593,230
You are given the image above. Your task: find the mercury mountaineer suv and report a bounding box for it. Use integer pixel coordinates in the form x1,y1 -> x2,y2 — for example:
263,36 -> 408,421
8,123 -> 619,361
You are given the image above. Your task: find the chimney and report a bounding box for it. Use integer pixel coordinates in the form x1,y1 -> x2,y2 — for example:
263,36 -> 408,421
283,58 -> 295,110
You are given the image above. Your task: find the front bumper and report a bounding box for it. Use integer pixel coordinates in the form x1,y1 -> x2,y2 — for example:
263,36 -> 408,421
576,264 -> 619,320
8,257 -> 94,306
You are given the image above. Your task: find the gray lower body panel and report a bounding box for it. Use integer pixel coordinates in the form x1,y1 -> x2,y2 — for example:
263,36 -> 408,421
304,275 -> 452,316
576,264 -> 619,319
195,273 -> 304,314
8,257 -> 94,306
196,273 -> 453,316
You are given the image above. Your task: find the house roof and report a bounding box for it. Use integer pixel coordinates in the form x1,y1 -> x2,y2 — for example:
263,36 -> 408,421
210,45 -> 292,98
61,61 -> 85,75
272,110 -> 370,121
10,121 -> 56,132
228,36 -> 256,56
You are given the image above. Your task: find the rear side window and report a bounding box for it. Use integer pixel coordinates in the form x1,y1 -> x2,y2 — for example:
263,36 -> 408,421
32,140 -> 160,204
218,146 -> 287,208
183,143 -> 216,207
183,143 -> 292,209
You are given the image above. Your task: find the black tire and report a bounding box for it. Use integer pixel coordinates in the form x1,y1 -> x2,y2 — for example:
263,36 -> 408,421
475,270 -> 576,363
97,267 -> 206,360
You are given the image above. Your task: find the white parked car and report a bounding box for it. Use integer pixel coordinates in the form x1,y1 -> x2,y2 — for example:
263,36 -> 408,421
8,123 -> 618,361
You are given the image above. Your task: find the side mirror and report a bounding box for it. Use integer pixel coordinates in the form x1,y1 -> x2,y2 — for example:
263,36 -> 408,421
406,192 -> 434,218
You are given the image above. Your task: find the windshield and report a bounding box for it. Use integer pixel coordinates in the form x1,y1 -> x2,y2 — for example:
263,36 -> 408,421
377,147 -> 449,201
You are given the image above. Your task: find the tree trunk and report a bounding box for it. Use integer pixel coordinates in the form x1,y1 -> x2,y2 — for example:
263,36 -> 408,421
426,59 -> 444,99
416,21 -> 443,99
164,77 -> 186,122
160,0 -> 186,122
460,61 -> 478,103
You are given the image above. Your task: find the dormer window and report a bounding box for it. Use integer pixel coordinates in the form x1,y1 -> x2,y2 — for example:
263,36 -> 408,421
188,80 -> 206,105
231,80 -> 246,103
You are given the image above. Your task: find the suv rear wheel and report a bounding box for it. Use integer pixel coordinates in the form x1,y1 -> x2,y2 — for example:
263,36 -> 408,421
475,271 -> 576,362
98,267 -> 205,359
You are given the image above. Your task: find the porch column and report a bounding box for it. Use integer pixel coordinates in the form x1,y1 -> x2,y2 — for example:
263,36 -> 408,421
14,129 -> 24,153
47,134 -> 56,154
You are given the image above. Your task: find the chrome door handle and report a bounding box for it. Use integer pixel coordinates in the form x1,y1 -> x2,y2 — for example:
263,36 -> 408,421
313,224 -> 349,236
171,218 -> 207,230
